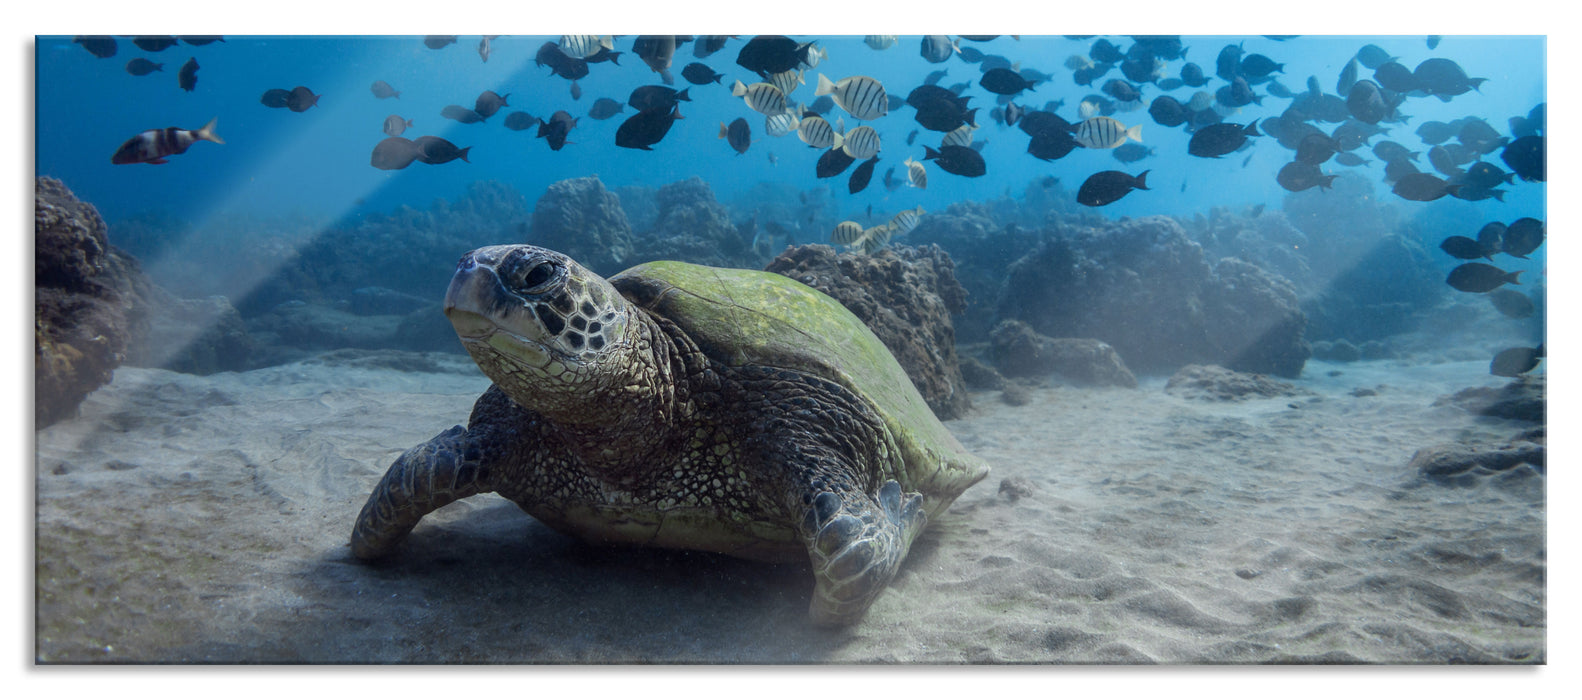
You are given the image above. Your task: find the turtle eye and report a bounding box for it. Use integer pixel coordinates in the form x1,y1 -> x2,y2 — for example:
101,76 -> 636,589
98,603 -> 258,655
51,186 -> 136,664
503,256 -> 560,295
522,262 -> 557,291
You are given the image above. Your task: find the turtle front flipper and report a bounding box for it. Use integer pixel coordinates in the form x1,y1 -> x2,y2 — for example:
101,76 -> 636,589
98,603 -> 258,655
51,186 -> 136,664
350,424 -> 494,560
801,479 -> 927,626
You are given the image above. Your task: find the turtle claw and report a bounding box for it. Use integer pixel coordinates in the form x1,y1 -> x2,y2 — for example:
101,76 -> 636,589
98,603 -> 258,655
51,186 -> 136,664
804,479 -> 927,626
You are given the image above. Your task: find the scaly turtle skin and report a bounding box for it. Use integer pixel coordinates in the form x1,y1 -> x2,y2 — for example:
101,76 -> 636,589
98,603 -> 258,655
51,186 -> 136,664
350,244 -> 989,625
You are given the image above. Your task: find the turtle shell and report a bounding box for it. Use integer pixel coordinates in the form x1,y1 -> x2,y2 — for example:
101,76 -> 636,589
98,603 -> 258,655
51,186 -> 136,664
609,260 -> 989,514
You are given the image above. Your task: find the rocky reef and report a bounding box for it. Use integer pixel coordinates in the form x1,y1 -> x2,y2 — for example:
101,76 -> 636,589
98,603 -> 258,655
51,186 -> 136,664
987,320 -> 1137,388
1163,364 -> 1315,402
632,176 -> 754,269
765,243 -> 972,420
997,216 -> 1311,378
529,176 -> 636,277
908,201 -> 1043,344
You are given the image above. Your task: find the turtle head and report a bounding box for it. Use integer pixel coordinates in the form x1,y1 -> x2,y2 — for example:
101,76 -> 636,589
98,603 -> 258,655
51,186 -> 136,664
444,245 -> 635,410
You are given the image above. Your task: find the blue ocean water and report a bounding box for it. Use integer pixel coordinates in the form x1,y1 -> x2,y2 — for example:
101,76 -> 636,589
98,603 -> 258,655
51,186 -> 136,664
36,35 -> 1544,230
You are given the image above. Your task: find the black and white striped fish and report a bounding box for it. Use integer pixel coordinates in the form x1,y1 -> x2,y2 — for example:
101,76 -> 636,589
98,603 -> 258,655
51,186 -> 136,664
857,224 -> 894,254
732,80 -> 788,115
814,74 -> 888,121
902,156 -> 928,188
1073,116 -> 1141,149
834,124 -> 880,159
559,35 -> 612,59
889,205 -> 926,236
797,112 -> 836,149
765,110 -> 800,137
831,220 -> 864,245
767,69 -> 804,97
864,35 -> 897,50
942,124 -> 979,148
110,117 -> 223,164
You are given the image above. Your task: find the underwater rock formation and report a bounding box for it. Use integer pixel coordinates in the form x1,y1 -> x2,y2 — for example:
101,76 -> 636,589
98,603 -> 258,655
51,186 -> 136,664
988,320 -> 1137,388
998,216 -> 1311,378
124,291 -> 255,375
529,176 -> 636,277
1436,375 -> 1545,423
1163,364 -> 1315,402
908,201 -> 1043,344
35,176 -> 137,427
631,176 -> 753,269
765,243 -> 972,420
1408,441 -> 1545,480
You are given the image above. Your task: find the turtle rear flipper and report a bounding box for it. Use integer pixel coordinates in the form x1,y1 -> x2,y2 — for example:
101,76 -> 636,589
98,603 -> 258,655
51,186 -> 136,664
350,424 -> 494,560
802,479 -> 927,626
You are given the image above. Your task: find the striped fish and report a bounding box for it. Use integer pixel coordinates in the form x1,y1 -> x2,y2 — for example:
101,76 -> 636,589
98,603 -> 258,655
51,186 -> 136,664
796,112 -> 836,149
889,206 -> 926,236
800,44 -> 828,70
768,69 -> 804,96
110,117 -> 224,164
857,224 -> 894,254
558,35 -> 611,59
834,124 -> 880,159
942,124 -> 978,148
732,80 -> 788,115
814,74 -> 888,121
903,156 -> 928,189
1074,116 -> 1142,149
831,220 -> 864,245
765,110 -> 800,137
864,35 -> 897,50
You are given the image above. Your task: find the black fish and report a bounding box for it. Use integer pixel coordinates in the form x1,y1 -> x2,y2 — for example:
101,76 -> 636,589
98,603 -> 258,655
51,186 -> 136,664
110,118 -> 223,165
370,80 -> 400,99
910,90 -> 977,132
585,47 -> 623,65
1102,78 -> 1142,104
923,144 -> 986,177
73,36 -> 117,58
132,36 -> 178,52
1179,62 -> 1207,87
587,98 -> 624,120
1371,140 -> 1418,163
1487,289 -> 1535,320
1345,80 -> 1391,124
1188,120 -> 1260,158
413,135 -> 470,164
1119,54 -> 1161,84
681,62 -> 723,85
1427,145 -> 1461,178
1239,53 -> 1283,80
503,111 -> 537,131
1413,57 -> 1485,98
1392,173 -> 1460,201
537,110 -> 578,151
1215,43 -> 1244,81
1276,161 -> 1336,192
1372,62 -> 1417,93
1477,222 -> 1508,253
474,90 -> 510,118
1028,130 -> 1079,162
286,86 -> 320,113
1151,95 -> 1189,127
815,147 -> 856,178
1501,135 -> 1545,182
1091,38 -> 1124,65
848,156 -> 879,194
628,85 -> 690,113
125,58 -> 163,76
1490,346 -> 1542,377
634,35 -> 686,78
1112,142 -> 1153,163
694,35 -> 731,59
423,36 -> 457,50
1333,152 -> 1369,166
615,106 -> 682,151
719,117 -> 750,154
1294,133 -> 1339,165
1216,76 -> 1260,108
736,35 -> 811,77
1463,161 -> 1515,189
1446,263 -> 1521,293
260,88 -> 291,109
177,57 -> 198,92
1439,236 -> 1492,260
370,136 -> 419,170
1502,218 -> 1545,258
442,105 -> 485,124
1356,44 -> 1396,70
179,36 -> 223,46
1077,170 -> 1149,207
1456,118 -> 1508,154
980,68 -> 1038,95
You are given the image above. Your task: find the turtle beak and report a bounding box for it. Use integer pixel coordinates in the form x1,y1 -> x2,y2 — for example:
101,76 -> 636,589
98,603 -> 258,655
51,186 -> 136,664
443,257 -> 497,340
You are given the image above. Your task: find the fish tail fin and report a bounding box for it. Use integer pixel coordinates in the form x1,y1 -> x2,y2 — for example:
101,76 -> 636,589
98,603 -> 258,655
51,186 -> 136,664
732,80 -> 748,97
458,147 -> 471,163
815,73 -> 836,96
196,117 -> 224,144
719,122 -> 728,139
923,145 -> 941,160
830,129 -> 844,151
1246,119 -> 1261,136
1506,271 -> 1523,285
1134,170 -> 1151,190
1127,124 -> 1143,143
677,87 -> 691,102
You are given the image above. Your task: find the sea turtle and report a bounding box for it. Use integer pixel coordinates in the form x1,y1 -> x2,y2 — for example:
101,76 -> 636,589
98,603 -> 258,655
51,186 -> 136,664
350,244 -> 989,625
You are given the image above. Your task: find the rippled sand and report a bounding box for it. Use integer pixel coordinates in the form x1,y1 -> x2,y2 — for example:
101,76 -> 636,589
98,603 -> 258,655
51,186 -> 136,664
34,352 -> 1544,663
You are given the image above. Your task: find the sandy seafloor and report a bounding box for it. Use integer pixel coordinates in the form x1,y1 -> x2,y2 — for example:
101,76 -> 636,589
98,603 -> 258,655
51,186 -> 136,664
33,349 -> 1545,664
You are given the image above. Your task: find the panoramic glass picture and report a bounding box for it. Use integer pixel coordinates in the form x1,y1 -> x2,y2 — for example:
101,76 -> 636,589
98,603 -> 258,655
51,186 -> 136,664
34,34 -> 1544,663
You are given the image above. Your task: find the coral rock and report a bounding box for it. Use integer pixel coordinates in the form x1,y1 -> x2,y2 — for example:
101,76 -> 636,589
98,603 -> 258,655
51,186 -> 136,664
1164,364 -> 1315,402
988,319 -> 1137,387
